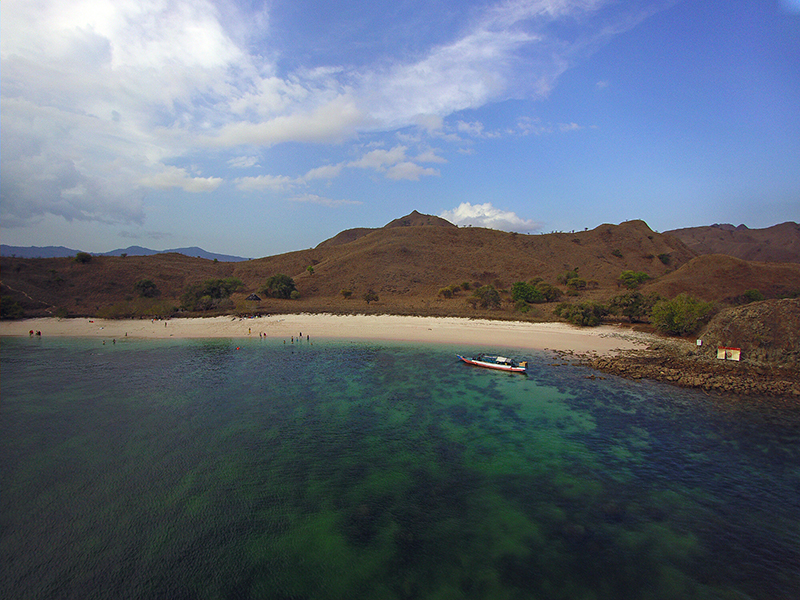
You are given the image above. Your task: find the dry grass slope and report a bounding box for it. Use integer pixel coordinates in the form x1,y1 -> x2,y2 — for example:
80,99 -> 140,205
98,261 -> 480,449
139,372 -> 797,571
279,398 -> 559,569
2,213 -> 796,320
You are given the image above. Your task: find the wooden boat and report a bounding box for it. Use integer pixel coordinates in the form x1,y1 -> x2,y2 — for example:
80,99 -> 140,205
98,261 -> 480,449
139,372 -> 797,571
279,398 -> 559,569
457,354 -> 528,373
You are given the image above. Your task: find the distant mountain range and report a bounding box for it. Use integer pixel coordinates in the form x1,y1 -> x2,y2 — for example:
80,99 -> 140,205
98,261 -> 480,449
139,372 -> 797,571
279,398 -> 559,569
0,244 -> 249,262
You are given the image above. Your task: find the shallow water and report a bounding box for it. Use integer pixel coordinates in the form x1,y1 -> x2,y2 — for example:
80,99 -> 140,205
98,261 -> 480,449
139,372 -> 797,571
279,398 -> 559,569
2,337 -> 799,599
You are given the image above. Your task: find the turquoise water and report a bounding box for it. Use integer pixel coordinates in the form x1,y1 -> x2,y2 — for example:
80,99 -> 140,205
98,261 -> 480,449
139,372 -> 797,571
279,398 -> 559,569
2,337 -> 799,600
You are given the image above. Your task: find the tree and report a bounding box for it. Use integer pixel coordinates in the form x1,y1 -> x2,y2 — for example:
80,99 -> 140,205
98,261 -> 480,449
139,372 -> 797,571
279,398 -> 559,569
619,270 -> 651,289
263,274 -> 297,299
307,266 -> 315,276
469,285 -> 501,309
609,292 -> 659,323
181,277 -> 243,311
650,294 -> 714,336
74,252 -> 92,264
553,302 -> 608,327
363,289 -> 379,304
134,279 -> 160,298
511,281 -> 543,304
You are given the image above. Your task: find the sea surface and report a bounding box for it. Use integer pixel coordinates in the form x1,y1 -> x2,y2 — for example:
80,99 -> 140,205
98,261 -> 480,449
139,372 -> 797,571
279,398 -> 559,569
2,336 -> 799,600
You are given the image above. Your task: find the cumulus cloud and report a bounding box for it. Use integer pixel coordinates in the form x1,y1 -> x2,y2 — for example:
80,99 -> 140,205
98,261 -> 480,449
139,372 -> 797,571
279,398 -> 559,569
348,145 -> 440,180
440,202 -> 541,232
1,0 -> 662,229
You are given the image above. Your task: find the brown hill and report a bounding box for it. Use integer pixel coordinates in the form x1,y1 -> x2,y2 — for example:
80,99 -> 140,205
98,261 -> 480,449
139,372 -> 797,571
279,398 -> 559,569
699,298 -> 800,368
316,210 -> 455,248
2,211 -> 794,320
644,254 -> 800,303
666,222 -> 800,263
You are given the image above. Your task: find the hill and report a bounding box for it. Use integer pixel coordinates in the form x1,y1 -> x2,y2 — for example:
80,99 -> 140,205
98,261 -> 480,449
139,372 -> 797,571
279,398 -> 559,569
665,222 -> 800,263
644,254 -> 800,303
0,244 -> 248,262
1,212 -> 795,321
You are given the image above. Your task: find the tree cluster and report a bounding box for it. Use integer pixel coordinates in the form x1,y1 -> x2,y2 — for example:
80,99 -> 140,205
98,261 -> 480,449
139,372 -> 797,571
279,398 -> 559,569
181,277 -> 243,311
262,274 -> 298,299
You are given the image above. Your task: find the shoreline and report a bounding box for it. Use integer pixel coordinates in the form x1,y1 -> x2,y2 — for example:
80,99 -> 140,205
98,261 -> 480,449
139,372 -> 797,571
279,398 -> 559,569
0,314 -> 650,355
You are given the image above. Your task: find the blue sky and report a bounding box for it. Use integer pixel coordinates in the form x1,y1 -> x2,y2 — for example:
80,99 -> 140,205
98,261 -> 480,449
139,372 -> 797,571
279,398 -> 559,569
2,0 -> 798,258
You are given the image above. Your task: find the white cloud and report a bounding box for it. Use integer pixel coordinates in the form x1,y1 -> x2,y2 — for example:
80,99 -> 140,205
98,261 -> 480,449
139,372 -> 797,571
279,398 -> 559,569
235,174 -> 299,192
289,194 -> 361,207
349,145 -> 409,170
386,163 -> 440,181
140,166 -> 222,192
457,120 -> 486,137
209,95 -> 365,147
347,145 -> 440,180
1,0 -> 663,230
228,156 -> 260,168
440,202 -> 541,232
414,149 -> 448,164
303,164 -> 344,181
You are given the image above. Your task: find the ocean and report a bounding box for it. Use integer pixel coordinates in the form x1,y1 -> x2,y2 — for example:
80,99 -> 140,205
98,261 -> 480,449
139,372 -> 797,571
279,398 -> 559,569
2,336 -> 799,599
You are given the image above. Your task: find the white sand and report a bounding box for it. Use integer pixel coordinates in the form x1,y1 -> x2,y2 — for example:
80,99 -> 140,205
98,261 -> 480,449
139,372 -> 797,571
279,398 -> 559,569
1,314 -> 651,355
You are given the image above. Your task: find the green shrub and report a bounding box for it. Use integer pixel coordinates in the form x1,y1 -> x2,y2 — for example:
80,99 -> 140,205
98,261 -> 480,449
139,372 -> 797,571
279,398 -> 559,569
182,277 -> 244,310
514,300 -> 530,313
553,302 -> 608,327
74,252 -> 92,264
650,294 -> 714,336
438,287 -> 454,299
262,274 -> 296,299
363,290 -> 379,304
611,249 -> 623,258
609,292 -> 660,323
566,278 -> 587,290
557,269 -> 580,285
658,253 -> 671,265
619,270 -> 651,289
134,279 -> 160,298
341,289 -> 352,299
1,297 -> 24,319
511,281 -> 543,303
742,289 -> 764,303
469,285 -> 501,309
511,281 -> 562,304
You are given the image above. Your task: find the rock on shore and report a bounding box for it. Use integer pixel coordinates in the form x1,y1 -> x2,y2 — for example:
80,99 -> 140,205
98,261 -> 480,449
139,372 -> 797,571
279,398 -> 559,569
585,298 -> 800,398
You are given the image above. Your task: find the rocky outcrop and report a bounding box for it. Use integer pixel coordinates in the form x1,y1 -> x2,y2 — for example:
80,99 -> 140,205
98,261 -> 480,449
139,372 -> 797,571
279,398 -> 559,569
587,348 -> 799,398
583,299 -> 800,397
699,298 -> 800,368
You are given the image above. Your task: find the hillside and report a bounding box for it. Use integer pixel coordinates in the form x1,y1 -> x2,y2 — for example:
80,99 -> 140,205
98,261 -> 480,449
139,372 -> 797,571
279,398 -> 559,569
666,222 -> 800,263
1,212 -> 795,320
644,255 -> 800,303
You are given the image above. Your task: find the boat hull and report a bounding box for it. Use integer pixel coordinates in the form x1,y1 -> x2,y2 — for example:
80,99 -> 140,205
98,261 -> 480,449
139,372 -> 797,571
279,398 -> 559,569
457,355 -> 527,373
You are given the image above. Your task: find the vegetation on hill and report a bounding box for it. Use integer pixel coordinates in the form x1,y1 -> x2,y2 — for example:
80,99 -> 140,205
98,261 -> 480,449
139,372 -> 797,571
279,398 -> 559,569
2,213 -> 798,336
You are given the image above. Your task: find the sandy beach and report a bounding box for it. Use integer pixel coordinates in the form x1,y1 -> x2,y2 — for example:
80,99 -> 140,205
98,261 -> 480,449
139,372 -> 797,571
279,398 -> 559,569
0,314 -> 651,355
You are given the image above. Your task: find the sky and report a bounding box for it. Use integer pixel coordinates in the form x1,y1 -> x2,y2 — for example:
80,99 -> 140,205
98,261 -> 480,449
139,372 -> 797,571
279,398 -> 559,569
2,0 -> 799,258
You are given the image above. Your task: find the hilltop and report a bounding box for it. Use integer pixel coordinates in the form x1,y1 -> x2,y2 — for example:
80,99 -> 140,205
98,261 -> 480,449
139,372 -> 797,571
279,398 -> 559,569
2,212 -> 798,321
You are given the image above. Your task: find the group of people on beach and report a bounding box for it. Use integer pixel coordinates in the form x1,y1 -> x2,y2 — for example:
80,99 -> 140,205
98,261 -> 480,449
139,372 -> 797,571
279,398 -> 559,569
28,330 -> 42,337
